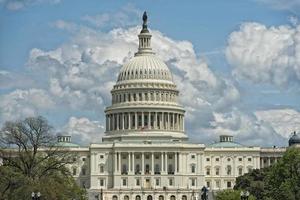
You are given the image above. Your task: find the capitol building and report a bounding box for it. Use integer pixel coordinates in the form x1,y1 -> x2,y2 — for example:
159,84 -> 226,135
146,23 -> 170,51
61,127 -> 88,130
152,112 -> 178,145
55,13 -> 300,200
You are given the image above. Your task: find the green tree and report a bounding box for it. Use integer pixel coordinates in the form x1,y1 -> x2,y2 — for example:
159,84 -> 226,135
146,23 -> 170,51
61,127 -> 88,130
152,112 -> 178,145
264,147 -> 300,200
216,189 -> 255,200
234,168 -> 268,200
0,116 -> 87,200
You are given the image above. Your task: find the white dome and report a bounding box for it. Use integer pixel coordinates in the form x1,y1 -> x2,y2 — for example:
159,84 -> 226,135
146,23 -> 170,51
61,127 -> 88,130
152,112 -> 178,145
117,55 -> 173,83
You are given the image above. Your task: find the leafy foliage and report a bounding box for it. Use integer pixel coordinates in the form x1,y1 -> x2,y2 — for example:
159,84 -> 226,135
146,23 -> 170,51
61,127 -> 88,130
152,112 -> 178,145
0,116 -> 87,200
234,147 -> 300,200
216,189 -> 255,200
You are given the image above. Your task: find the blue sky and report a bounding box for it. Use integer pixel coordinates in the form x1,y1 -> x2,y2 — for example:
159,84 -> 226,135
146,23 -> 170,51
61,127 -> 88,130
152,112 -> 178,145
0,0 -> 300,146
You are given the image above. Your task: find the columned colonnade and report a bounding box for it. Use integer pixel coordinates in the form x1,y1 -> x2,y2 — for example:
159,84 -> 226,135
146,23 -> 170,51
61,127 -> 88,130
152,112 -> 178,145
106,112 -> 184,132
113,152 -> 181,175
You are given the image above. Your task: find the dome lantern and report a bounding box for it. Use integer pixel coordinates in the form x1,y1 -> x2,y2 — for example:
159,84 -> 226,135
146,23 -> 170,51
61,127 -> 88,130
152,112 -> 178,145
135,11 -> 154,56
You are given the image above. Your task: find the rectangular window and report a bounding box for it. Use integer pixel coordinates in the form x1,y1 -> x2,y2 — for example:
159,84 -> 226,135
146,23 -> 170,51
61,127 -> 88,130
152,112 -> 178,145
191,155 -> 195,159
227,181 -> 232,188
206,158 -> 210,161
215,158 -> 219,161
239,157 -> 242,161
136,179 -> 140,186
206,168 -> 210,175
73,168 -> 77,175
191,179 -> 196,186
156,178 -> 160,186
215,168 -> 219,175
100,179 -> 104,186
206,181 -> 210,188
82,168 -> 86,175
169,178 -> 173,186
122,178 -> 127,186
216,180 -> 220,188
100,155 -> 104,159
248,158 -> 252,162
82,157 -> 86,161
100,165 -> 104,173
239,168 -> 243,175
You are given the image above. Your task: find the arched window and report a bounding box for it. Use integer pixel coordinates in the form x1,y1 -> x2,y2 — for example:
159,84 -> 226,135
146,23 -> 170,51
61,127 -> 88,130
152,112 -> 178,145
147,195 -> 152,200
136,195 -> 141,200
170,195 -> 176,200
182,195 -> 187,200
226,165 -> 232,175
159,195 -> 164,200
238,167 -> 243,175
124,195 -> 129,200
113,196 -> 118,200
206,167 -> 210,175
215,167 -> 220,176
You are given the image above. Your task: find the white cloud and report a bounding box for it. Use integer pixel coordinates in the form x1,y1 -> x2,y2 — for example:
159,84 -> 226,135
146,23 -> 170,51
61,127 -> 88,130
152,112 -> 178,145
63,117 -> 104,145
1,12 -> 294,147
82,4 -> 140,28
1,0 -> 61,11
193,109 -> 287,147
0,89 -> 54,122
226,22 -> 300,88
255,108 -> 300,138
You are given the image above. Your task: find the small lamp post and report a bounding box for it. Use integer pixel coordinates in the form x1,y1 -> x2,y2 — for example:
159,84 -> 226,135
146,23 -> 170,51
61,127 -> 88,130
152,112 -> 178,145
31,192 -> 41,200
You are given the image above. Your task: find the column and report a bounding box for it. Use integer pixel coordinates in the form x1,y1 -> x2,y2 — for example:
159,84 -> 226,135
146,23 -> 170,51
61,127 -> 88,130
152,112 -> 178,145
122,113 -> 125,130
172,113 -> 175,130
268,157 -> 271,167
128,112 -> 131,130
105,115 -> 108,131
165,152 -> 168,173
174,152 -> 177,174
151,153 -> 154,174
135,112 -> 138,129
114,152 -> 117,173
142,112 -> 144,128
118,152 -> 121,173
161,152 -> 164,173
155,112 -> 158,129
178,153 -> 182,173
182,115 -> 185,130
160,112 -> 163,129
116,113 -> 119,130
128,152 -> 131,173
142,152 -> 145,174
167,113 -> 170,130
148,112 -> 151,129
132,153 -> 135,174
177,114 -> 179,130
111,114 -> 115,130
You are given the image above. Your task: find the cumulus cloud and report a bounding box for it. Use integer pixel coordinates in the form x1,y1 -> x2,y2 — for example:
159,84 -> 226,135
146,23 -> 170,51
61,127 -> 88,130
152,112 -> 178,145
1,12 -> 296,146
1,0 -> 61,11
226,22 -> 300,88
197,109 -> 287,146
82,4 -> 140,29
0,89 -> 54,122
255,108 -> 300,138
63,117 -> 104,145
